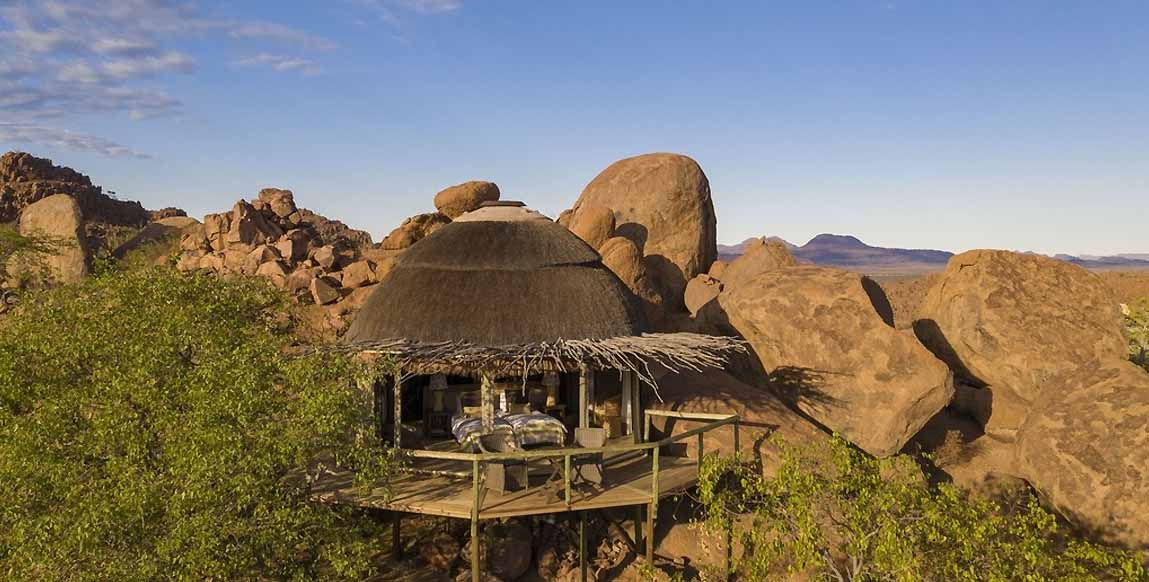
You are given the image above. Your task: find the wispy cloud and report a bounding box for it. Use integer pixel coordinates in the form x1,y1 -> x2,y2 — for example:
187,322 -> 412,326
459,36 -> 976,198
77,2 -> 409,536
0,122 -> 151,158
351,0 -> 462,25
235,53 -> 320,75
0,0 -> 334,156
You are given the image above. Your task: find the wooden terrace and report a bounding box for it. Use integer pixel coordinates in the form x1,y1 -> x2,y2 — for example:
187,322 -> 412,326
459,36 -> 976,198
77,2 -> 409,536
312,410 -> 740,579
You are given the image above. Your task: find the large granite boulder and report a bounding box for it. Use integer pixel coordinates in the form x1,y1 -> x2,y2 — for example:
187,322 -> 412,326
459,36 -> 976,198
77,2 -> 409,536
1014,363 -> 1149,548
720,237 -> 797,287
13,194 -> 88,285
566,153 -> 716,313
433,181 -> 500,219
914,250 -> 1126,439
716,266 -> 954,457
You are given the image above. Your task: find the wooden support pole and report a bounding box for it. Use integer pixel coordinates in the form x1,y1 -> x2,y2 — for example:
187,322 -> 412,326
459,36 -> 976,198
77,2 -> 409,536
391,512 -> 401,560
471,459 -> 481,582
579,511 -> 588,582
578,364 -> 590,429
393,368 -> 403,447
621,370 -> 632,437
733,420 -> 740,459
480,373 -> 495,434
632,376 -> 644,445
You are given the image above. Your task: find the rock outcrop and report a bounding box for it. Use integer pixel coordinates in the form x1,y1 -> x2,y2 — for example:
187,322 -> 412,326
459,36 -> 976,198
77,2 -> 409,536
714,266 -> 954,457
565,153 -> 716,316
12,194 -> 88,285
433,181 -> 500,219
382,212 -> 451,250
0,151 -> 149,228
914,249 -> 1127,439
1014,362 -> 1149,548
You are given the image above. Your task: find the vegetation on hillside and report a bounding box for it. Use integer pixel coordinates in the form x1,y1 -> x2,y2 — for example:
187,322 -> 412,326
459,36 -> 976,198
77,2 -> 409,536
1124,300 -> 1149,369
0,266 -> 400,581
697,436 -> 1147,581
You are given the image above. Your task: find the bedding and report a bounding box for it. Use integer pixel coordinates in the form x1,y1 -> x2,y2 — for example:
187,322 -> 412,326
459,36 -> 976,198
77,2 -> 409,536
451,415 -> 515,452
503,412 -> 567,447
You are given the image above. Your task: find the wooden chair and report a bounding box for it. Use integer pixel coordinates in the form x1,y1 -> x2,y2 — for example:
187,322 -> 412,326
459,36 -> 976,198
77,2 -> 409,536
478,434 -> 528,494
571,427 -> 607,485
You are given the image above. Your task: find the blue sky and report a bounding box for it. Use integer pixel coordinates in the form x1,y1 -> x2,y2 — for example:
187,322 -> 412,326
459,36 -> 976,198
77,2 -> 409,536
2,1 -> 1146,255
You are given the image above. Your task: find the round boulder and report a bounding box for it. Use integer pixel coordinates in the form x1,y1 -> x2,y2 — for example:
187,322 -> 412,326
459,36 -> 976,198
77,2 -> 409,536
568,204 -> 615,250
433,181 -> 500,219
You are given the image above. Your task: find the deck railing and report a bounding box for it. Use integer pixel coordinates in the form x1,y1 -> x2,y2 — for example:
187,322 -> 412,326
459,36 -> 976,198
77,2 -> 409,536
396,410 -> 739,508
394,410 -> 739,582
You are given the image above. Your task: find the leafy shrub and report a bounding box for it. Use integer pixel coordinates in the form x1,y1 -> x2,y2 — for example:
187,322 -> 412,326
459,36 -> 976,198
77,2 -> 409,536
0,267 -> 399,581
1124,300 -> 1149,369
698,435 -> 1147,581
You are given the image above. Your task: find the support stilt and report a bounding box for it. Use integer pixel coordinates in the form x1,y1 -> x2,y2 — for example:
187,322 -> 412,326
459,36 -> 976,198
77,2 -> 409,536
645,502 -> 655,564
471,459 -> 481,582
579,511 -> 588,582
633,505 -> 644,552
391,512 -> 401,560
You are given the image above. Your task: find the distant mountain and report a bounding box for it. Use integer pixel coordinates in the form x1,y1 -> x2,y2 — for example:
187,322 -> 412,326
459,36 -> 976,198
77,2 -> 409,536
718,234 -> 1149,275
719,233 -> 954,275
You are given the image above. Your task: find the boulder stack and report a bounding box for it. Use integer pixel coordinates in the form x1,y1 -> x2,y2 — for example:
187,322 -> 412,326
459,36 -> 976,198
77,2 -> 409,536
563,153 -> 717,320
175,188 -> 380,309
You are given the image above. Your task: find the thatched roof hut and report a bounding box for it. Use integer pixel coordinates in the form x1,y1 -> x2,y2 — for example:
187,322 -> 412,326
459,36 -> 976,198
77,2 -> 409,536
338,202 -> 743,381
344,202 -> 644,346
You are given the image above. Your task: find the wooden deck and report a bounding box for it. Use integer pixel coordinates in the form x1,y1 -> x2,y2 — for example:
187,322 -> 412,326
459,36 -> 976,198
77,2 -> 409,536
312,452 -> 699,520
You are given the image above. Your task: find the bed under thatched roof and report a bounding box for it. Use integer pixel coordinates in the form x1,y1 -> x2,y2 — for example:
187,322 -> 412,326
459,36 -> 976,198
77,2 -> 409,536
338,202 -> 744,381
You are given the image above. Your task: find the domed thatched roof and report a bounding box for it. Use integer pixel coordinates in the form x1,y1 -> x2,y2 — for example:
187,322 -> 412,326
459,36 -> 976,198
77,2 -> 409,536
343,203 -> 646,346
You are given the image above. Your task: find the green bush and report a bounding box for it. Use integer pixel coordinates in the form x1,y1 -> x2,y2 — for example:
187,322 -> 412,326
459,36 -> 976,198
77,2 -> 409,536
1124,300 -> 1149,369
0,267 -> 399,581
698,435 -> 1147,581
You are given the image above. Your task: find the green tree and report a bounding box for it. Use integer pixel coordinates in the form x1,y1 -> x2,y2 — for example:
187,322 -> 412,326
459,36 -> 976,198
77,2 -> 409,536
697,435 -> 1147,581
0,266 -> 399,581
0,224 -> 59,286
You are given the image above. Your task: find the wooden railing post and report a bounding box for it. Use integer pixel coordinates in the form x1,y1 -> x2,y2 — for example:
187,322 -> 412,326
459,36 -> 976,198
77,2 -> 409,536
697,432 -> 705,473
471,458 -> 480,582
648,445 -> 660,563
